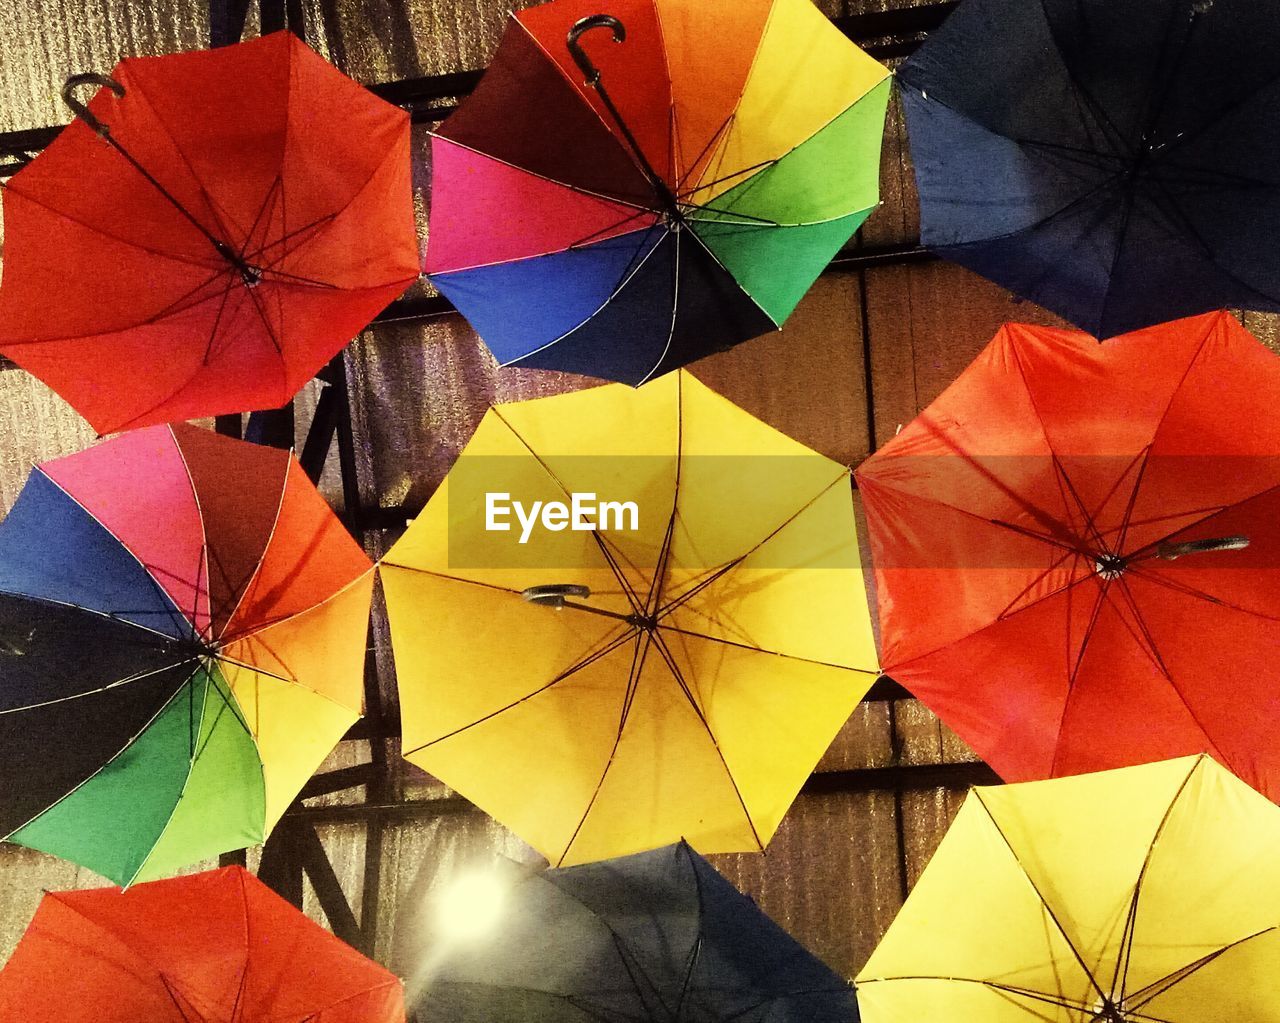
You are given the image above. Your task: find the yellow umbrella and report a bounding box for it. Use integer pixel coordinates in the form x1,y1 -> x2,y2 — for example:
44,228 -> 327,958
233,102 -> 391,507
857,755 -> 1280,1023
381,371 -> 878,866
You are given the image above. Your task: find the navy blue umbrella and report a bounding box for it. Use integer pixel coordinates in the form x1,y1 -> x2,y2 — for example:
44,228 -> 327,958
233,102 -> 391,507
417,842 -> 858,1022
900,0 -> 1280,338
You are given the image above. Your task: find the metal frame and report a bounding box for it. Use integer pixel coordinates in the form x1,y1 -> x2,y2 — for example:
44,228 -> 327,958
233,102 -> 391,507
4,0 -> 981,953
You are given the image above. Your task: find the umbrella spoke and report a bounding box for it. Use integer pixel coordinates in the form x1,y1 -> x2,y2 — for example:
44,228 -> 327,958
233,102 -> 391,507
1109,576 -> 1172,681
1123,563 -> 1280,623
557,632 -> 651,867
648,628 -> 764,852
657,470 -> 848,620
1125,925 -> 1278,1013
972,790 -> 1110,1005
1110,757 -> 1203,1002
489,407 -> 649,606
402,628 -> 637,758
656,622 -> 875,675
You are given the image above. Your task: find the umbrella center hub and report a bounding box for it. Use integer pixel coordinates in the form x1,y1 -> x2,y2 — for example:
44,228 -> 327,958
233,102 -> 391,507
627,612 -> 659,632
238,263 -> 264,288
178,635 -> 220,661
1091,999 -> 1130,1023
1094,552 -> 1127,580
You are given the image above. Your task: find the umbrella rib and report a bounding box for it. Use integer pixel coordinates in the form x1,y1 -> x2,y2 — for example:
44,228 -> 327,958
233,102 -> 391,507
401,627 -> 636,758
201,272 -> 243,365
1111,575 -> 1174,679
1124,562 -> 1280,623
565,207 -> 661,253
121,69 -> 255,246
657,469 -> 848,620
972,790 -> 1109,1004
32,470 -> 196,641
158,972 -> 205,1023
856,975 -> 1096,1018
1126,482 -> 1280,565
655,623 -> 877,674
214,456 -> 292,644
487,406 -> 643,606
1111,756 -> 1204,1002
0,183 -> 227,274
674,841 -> 707,1021
0,656 -> 200,716
3,660 -> 205,839
556,632 -> 651,867
1032,0 -> 1133,160
640,371 -> 684,618
648,627 -> 764,852
515,19 -> 667,206
1047,577 -> 1112,775
636,224 -> 683,388
1126,925 -> 1278,1013
499,231 -> 668,367
994,549 -> 1082,622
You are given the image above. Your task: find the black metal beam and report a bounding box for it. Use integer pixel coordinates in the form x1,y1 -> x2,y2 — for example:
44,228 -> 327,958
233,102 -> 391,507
296,821 -> 365,949
299,762 -> 379,799
0,2 -> 953,168
284,759 -> 995,826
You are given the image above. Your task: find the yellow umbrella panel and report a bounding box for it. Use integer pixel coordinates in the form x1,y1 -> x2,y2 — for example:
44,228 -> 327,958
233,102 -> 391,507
857,755 -> 1280,1023
381,371 -> 879,866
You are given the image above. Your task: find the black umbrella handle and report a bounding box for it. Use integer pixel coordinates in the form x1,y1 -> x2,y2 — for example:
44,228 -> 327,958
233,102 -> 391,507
1156,535 -> 1250,560
61,73 -> 124,137
566,14 -> 679,214
567,15 -> 625,88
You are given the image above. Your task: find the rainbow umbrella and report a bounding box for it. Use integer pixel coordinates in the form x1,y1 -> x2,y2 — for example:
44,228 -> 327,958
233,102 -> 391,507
0,426 -> 373,885
426,0 -> 890,384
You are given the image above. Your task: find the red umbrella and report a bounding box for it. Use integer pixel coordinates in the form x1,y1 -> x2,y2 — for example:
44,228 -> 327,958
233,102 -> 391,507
0,32 -> 419,434
856,311 -> 1280,796
0,866 -> 404,1022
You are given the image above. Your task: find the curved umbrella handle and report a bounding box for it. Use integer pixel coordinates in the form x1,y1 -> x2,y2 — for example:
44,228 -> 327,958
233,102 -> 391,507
1157,535 -> 1250,560
522,584 -> 592,608
61,73 -> 125,137
567,15 -> 626,88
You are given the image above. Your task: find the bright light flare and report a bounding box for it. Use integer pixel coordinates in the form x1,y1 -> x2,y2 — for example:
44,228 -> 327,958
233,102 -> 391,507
434,868 -> 508,943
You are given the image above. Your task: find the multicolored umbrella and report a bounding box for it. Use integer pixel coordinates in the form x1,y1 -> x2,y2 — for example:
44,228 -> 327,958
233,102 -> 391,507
0,865 -> 404,1022
418,841 -> 858,1022
382,371 -> 879,865
0,425 -> 373,884
855,312 -> 1280,797
0,31 -> 419,434
900,0 -> 1280,338
857,756 -> 1280,1023
426,0 -> 890,383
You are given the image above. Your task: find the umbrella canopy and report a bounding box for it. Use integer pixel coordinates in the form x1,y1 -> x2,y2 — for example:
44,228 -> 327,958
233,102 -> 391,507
854,312 -> 1280,796
899,0 -> 1280,338
381,371 -> 878,865
0,865 -> 404,1022
418,841 -> 857,1022
0,425 -> 373,884
425,0 -> 890,384
0,31 -> 419,434
856,755 -> 1280,1023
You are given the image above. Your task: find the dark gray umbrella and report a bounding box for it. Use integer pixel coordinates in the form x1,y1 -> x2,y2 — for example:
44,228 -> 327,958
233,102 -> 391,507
416,842 -> 858,1022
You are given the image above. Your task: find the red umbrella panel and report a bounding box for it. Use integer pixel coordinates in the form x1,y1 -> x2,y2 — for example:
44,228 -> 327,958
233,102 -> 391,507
0,866 -> 404,1023
0,424 -> 373,884
855,311 -> 1280,797
0,31 -> 419,434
